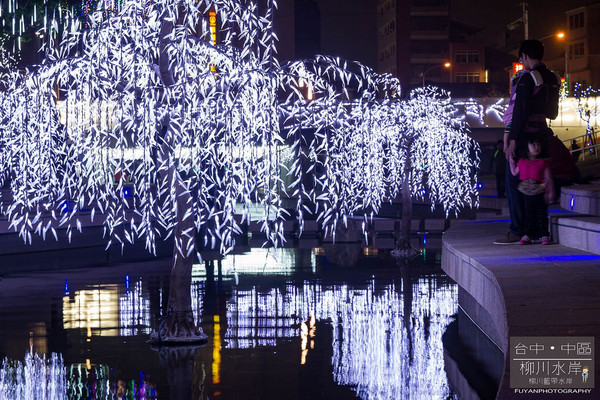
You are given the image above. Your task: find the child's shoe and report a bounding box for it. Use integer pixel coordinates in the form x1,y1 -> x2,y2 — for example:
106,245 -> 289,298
541,236 -> 552,245
519,235 -> 532,245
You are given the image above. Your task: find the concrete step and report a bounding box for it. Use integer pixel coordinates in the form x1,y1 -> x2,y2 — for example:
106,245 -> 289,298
553,216 -> 600,255
553,185 -> 600,254
478,196 -> 508,214
560,184 -> 600,216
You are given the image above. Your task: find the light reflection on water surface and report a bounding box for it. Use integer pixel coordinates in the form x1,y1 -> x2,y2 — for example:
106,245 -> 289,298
0,245 -> 458,400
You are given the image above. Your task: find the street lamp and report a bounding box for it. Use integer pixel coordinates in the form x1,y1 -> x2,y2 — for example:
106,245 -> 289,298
539,31 -> 564,41
422,62 -> 451,87
538,32 -> 568,93
559,33 -> 569,94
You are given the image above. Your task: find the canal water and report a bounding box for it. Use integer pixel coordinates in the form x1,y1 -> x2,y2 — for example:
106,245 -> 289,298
0,242 -> 459,400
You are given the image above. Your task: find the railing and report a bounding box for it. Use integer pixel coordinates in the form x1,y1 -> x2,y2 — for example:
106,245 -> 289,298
563,131 -> 600,161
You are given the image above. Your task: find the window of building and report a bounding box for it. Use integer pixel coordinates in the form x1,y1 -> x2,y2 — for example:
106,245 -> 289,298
410,40 -> 447,54
413,0 -> 449,7
379,43 -> 397,62
379,0 -> 395,17
380,19 -> 396,39
569,41 -> 585,57
410,16 -> 448,31
569,12 -> 584,30
456,72 -> 480,83
455,51 -> 480,63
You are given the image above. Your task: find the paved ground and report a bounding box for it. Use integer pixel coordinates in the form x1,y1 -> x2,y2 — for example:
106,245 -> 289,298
442,220 -> 600,400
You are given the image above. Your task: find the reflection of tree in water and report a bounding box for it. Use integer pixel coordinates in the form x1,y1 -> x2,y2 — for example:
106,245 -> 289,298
322,243 -> 361,268
332,277 -> 457,400
0,350 -> 163,399
67,363 -> 159,399
223,276 -> 457,399
119,280 -> 152,337
154,345 -> 206,400
0,351 -> 66,399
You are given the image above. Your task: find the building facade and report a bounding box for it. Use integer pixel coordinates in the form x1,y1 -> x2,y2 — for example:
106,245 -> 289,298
377,0 -> 487,91
449,20 -> 485,85
564,2 -> 600,92
377,0 -> 451,89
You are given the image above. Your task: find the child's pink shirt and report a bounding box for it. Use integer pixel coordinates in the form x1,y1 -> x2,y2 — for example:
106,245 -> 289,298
516,158 -> 549,182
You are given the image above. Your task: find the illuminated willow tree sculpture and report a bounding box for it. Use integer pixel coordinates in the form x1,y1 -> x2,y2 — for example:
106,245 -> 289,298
282,60 -> 479,248
391,87 -> 480,248
0,0 -> 478,343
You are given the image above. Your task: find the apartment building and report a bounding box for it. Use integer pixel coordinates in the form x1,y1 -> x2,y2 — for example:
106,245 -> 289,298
564,2 -> 600,91
377,0 -> 485,90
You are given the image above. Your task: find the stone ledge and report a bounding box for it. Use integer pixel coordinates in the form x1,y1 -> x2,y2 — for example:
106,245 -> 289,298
479,196 -> 508,212
442,220 -> 600,399
560,185 -> 600,216
442,223 -> 508,350
555,216 -> 600,255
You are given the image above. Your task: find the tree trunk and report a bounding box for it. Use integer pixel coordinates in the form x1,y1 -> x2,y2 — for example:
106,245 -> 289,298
149,17 -> 208,345
149,120 -> 207,345
400,164 -> 413,246
391,141 -> 419,259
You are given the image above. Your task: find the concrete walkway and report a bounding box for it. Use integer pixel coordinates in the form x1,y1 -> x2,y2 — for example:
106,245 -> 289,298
442,220 -> 600,400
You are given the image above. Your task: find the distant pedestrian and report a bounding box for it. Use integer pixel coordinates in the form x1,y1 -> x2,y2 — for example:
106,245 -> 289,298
570,139 -> 581,162
493,140 -> 506,198
548,134 -> 579,200
509,136 -> 554,245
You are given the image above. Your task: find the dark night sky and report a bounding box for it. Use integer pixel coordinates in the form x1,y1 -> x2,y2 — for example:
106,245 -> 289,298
451,0 -> 599,46
318,0 -> 378,67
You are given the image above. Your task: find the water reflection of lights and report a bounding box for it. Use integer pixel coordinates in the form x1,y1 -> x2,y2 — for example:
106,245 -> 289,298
191,281 -> 205,325
334,278 -> 457,400
300,312 -> 316,365
193,248 -> 317,278
224,278 -> 457,399
0,350 -> 67,400
0,350 -> 159,400
312,247 -> 325,256
213,316 -> 222,385
119,280 -> 151,336
63,285 -> 120,336
28,322 -> 48,356
225,286 -> 298,348
68,363 -> 158,399
63,279 -> 151,337
362,246 -> 378,256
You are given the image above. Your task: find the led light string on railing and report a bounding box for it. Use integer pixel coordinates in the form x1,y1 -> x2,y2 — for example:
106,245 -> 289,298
573,82 -> 599,144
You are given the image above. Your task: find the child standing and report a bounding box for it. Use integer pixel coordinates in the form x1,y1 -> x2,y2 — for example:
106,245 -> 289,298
510,137 -> 554,245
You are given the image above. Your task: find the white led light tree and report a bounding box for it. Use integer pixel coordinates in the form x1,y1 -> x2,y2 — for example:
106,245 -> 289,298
281,62 -> 479,250
388,87 -> 480,250
281,56 -> 404,241
0,0 -> 479,343
1,0 -> 288,344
